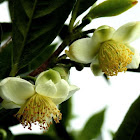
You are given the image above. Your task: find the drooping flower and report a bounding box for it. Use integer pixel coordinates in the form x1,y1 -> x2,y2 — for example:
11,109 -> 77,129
0,69 -> 79,130
66,22 -> 140,76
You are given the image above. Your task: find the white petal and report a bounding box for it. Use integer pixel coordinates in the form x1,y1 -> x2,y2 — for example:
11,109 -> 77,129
49,80 -> 70,105
113,22 -> 140,43
66,38 -> 95,64
126,45 -> 140,69
35,80 -> 57,97
51,84 -> 79,105
50,97 -> 66,105
1,100 -> 21,109
0,77 -> 35,105
66,26 -> 115,64
92,25 -> 115,42
90,58 -> 103,76
90,26 -> 115,57
55,79 -> 69,98
65,85 -> 79,101
36,69 -> 61,86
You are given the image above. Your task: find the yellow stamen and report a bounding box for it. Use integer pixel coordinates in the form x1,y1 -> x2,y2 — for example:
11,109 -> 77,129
98,40 -> 134,76
15,94 -> 62,130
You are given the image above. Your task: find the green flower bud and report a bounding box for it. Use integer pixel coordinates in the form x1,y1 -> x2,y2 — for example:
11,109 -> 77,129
84,0 -> 138,20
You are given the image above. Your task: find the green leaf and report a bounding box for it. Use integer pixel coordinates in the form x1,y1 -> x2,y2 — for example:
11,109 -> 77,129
13,134 -> 55,140
17,44 -> 57,75
54,123 -> 74,140
0,23 -> 12,43
29,44 -> 57,70
113,95 -> 140,140
9,0 -> 76,75
69,0 -> 97,31
74,0 -> 97,18
59,98 -> 73,127
78,108 -> 106,140
0,108 -> 19,127
0,42 -> 12,79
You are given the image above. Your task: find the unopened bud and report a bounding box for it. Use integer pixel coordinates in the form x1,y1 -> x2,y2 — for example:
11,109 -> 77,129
84,0 -> 138,20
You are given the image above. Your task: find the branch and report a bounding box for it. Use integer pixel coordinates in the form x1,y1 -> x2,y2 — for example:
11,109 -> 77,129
29,28 -> 95,77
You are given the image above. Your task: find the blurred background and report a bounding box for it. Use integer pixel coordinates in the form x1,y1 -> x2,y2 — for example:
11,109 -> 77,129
1,0 -> 140,140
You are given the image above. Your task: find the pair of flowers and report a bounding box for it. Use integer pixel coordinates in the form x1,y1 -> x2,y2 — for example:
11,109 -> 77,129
1,21 -> 140,130
66,22 -> 140,76
0,68 -> 79,130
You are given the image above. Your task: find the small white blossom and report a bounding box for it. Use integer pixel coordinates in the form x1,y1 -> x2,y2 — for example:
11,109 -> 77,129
0,69 -> 79,130
66,22 -> 140,76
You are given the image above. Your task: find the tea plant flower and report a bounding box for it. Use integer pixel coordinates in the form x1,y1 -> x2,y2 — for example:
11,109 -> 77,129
0,69 -> 79,130
66,22 -> 140,76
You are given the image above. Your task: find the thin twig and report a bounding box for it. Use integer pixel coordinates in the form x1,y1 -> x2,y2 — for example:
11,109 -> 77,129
29,27 -> 95,77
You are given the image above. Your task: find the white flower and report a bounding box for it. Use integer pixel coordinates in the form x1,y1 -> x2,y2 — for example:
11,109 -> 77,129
0,69 -> 79,130
66,22 -> 140,76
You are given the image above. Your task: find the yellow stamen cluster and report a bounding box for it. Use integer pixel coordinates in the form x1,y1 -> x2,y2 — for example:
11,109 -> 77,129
15,94 -> 62,130
98,40 -> 134,76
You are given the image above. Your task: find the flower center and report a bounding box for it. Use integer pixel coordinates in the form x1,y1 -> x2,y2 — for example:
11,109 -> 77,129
15,94 -> 62,130
98,40 -> 134,76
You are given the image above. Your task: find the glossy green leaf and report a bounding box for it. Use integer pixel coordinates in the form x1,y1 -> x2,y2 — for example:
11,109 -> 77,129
0,108 -> 19,127
9,0 -> 76,74
113,95 -> 140,140
0,23 -> 12,43
0,42 -> 12,79
78,108 -> 106,140
73,0 -> 97,18
29,44 -> 57,70
84,0 -> 137,20
13,134 -> 55,140
17,44 -> 57,75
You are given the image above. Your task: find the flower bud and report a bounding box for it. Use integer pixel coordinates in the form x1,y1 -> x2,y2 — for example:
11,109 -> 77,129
84,0 -> 138,20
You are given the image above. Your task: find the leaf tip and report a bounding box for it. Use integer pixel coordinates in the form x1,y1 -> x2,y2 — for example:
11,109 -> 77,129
132,0 -> 138,5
